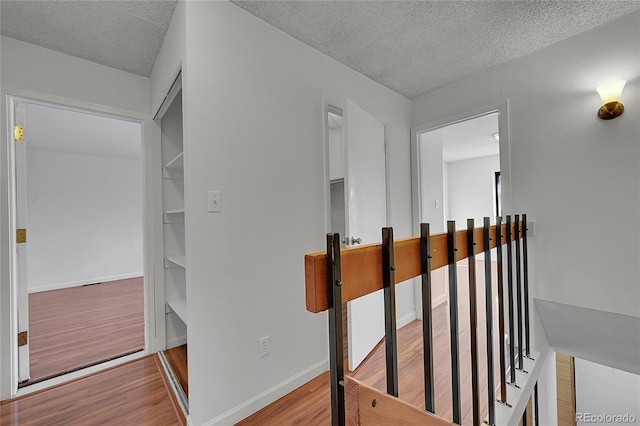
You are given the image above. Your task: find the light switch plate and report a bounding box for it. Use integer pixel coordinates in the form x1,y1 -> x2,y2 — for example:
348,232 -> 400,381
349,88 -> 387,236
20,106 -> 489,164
208,190 -> 222,212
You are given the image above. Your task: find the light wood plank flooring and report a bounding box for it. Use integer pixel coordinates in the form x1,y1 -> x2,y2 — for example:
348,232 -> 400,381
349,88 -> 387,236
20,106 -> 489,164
0,355 -> 184,426
238,260 -> 501,425
24,277 -> 144,386
164,344 -> 188,397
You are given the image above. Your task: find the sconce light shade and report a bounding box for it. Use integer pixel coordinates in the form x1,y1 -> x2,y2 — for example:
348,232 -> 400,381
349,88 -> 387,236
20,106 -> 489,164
597,80 -> 626,120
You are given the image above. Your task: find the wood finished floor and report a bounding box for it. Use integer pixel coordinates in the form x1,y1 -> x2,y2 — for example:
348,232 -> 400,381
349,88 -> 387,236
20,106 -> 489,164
6,262 -> 502,425
0,355 -> 184,426
24,277 -> 144,386
238,260 -> 501,425
164,345 -> 188,397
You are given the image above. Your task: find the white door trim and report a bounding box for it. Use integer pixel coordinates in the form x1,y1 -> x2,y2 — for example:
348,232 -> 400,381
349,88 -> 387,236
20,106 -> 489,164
2,89 -> 161,397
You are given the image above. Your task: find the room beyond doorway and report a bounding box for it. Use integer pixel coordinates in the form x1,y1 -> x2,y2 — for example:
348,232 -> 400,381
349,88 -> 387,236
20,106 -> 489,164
22,277 -> 144,386
15,101 -> 145,387
417,112 -> 501,232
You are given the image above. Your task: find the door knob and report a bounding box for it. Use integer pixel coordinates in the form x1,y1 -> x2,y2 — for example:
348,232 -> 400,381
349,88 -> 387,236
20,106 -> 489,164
351,237 -> 362,245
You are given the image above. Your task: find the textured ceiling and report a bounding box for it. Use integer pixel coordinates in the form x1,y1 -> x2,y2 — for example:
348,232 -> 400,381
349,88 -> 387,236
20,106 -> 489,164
0,0 -> 177,77
2,1 -> 639,96
441,113 -> 499,163
232,1 -> 640,98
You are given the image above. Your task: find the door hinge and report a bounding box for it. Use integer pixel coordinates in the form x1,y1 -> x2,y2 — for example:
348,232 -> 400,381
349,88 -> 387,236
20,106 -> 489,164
18,331 -> 28,347
14,125 -> 25,142
16,228 -> 26,244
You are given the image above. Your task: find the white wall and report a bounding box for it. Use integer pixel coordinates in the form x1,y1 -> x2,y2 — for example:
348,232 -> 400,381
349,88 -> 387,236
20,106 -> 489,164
419,130 -> 445,232
26,150 -> 143,292
575,358 -> 640,425
167,2 -> 413,424
412,12 -> 640,319
446,155 -> 500,229
1,36 -> 157,398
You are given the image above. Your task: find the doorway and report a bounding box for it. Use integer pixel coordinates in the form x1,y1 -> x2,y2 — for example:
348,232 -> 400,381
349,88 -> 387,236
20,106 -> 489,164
325,100 -> 388,371
10,99 -> 145,388
416,112 -> 500,308
418,112 -> 500,231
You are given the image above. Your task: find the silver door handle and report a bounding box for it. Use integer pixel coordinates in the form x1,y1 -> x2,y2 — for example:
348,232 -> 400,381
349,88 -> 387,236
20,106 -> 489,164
351,237 -> 362,245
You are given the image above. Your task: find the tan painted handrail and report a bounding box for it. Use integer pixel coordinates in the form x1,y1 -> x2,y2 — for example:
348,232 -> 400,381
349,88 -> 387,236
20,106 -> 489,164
304,223 -> 522,313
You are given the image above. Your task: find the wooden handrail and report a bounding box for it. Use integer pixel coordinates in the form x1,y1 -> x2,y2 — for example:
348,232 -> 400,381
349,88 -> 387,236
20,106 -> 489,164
305,223 -> 523,313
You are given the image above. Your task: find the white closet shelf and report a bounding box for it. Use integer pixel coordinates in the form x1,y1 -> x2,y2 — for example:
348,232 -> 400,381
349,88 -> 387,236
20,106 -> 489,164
165,208 -> 185,215
167,298 -> 187,324
164,152 -> 184,170
165,255 -> 186,269
163,209 -> 185,224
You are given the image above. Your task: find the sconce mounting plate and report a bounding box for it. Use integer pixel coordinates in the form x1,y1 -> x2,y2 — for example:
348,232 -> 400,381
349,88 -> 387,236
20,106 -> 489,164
598,101 -> 624,120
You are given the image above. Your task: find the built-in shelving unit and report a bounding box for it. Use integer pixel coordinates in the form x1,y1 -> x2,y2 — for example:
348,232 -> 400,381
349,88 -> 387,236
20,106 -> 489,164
158,76 -> 188,410
160,87 -> 187,353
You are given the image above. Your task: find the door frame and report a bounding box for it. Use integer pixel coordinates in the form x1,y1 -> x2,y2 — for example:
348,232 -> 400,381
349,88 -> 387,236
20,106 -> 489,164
2,90 -> 160,397
410,100 -> 512,319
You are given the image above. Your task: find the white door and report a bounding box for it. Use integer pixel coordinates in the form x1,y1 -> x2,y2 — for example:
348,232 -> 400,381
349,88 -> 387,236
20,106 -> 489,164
14,102 -> 30,382
344,99 -> 387,370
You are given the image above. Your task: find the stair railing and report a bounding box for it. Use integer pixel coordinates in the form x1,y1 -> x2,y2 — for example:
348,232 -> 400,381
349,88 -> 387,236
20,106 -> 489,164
304,215 -> 535,425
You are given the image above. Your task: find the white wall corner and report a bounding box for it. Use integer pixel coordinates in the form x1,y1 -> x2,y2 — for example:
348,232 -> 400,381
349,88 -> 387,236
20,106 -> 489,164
397,311 -> 417,329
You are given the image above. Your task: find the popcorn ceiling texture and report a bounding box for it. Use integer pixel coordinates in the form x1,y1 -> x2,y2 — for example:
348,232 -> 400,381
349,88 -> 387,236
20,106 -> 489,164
231,1 -> 640,99
1,0 -> 639,98
0,0 -> 177,77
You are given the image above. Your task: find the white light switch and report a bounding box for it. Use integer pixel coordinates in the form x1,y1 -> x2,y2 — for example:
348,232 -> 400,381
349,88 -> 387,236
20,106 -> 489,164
435,199 -> 440,209
208,190 -> 222,212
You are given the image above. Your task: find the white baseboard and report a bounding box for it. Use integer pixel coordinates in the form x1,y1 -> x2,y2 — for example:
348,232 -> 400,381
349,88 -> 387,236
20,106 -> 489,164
433,294 -> 447,308
397,311 -> 417,329
202,359 -> 329,426
28,272 -> 144,293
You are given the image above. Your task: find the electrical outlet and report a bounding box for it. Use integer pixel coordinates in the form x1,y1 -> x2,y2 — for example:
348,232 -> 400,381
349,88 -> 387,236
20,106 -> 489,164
259,335 -> 271,358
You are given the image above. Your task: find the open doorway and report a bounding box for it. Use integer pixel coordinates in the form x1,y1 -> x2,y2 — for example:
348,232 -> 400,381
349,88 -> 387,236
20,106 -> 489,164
418,112 -> 500,231
416,111 -> 500,305
416,112 -> 503,421
14,101 -> 144,387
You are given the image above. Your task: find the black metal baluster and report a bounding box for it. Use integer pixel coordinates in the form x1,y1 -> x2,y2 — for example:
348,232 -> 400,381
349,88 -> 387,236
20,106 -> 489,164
326,233 -> 345,426
467,219 -> 480,426
506,216 -> 517,386
515,215 -> 524,371
420,223 -> 435,413
523,214 -> 532,359
496,217 -> 508,403
382,227 -> 398,397
447,221 -> 462,424
483,217 -> 496,424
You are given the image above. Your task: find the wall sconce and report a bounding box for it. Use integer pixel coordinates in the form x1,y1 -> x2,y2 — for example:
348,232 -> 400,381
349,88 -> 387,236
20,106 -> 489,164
597,80 -> 626,120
